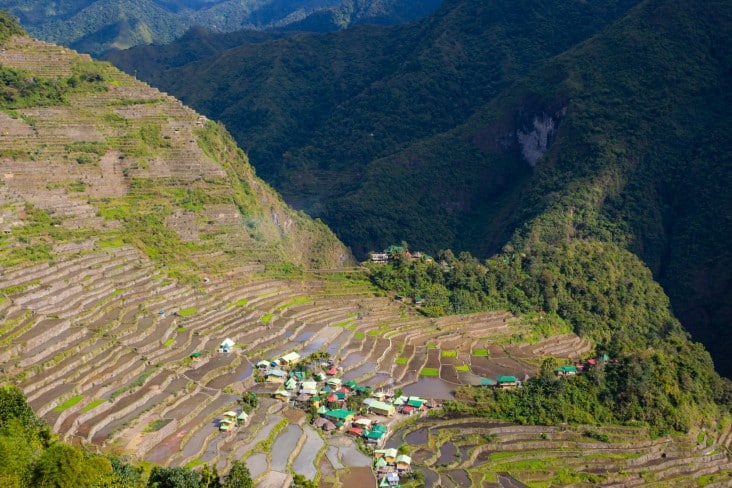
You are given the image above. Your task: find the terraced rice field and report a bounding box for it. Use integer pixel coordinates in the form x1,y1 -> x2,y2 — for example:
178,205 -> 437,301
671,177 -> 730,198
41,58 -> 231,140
385,416 -> 732,487
2,33 -> 726,488
0,241 -> 600,483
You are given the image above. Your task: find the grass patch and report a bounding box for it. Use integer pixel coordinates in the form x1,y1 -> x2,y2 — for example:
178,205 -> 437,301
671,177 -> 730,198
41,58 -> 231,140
143,419 -> 169,433
367,329 -> 381,336
1,280 -> 41,296
163,338 -> 175,347
472,349 -> 489,357
99,238 -> 124,249
396,357 -> 409,365
456,364 -> 471,372
79,399 -> 105,413
261,313 -> 274,324
354,332 -> 365,339
176,327 -> 187,333
185,459 -> 205,470
276,296 -> 312,311
331,320 -> 354,328
441,350 -> 457,358
177,307 -> 198,317
234,298 -> 248,307
420,367 -> 439,377
426,343 -> 437,349
53,395 -> 84,412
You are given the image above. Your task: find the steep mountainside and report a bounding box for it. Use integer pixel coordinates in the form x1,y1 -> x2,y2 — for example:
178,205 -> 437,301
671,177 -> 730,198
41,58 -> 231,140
1,13 -> 732,487
106,0 -> 640,222
0,23 -> 350,277
107,0 -> 732,377
0,0 -> 441,55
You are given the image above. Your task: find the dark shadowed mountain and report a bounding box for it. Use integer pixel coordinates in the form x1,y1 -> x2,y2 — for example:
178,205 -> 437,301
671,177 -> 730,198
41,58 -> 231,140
106,0 -> 732,376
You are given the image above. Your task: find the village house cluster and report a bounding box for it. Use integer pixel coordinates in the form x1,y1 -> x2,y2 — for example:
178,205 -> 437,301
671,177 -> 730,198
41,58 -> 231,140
369,245 -> 433,264
246,350 -> 435,486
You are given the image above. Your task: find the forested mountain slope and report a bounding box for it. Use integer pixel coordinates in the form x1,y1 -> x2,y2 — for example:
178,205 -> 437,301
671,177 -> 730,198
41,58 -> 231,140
106,0 -> 732,377
0,0 -> 441,55
1,11 -> 732,487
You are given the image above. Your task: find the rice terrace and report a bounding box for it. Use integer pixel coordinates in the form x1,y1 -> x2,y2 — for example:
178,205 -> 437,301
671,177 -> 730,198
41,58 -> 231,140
0,11 -> 731,488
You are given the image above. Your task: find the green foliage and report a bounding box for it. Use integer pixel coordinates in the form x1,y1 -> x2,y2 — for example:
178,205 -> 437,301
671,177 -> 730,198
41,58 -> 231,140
0,66 -> 65,108
220,461 -> 252,488
177,307 -> 198,318
420,368 -> 439,377
0,10 -> 25,43
52,395 -> 83,412
290,474 -> 317,488
147,466 -> 202,488
239,392 -> 258,414
114,0 -> 732,380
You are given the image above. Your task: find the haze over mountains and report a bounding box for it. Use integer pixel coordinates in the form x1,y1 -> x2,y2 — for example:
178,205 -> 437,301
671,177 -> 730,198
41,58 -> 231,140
0,0 -> 441,55
105,0 -> 732,377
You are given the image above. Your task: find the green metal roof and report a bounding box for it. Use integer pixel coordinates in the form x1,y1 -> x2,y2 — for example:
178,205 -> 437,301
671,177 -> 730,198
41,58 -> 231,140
497,375 -> 518,383
325,409 -> 357,419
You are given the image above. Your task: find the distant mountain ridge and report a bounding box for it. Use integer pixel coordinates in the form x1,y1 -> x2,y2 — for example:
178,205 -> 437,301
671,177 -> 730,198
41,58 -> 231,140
106,0 -> 732,377
0,0 -> 441,55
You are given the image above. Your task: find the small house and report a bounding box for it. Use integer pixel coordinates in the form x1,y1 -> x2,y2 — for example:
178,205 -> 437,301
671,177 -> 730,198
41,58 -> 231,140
555,365 -> 578,377
347,427 -> 363,437
353,417 -> 372,428
363,429 -> 385,444
324,409 -> 356,424
285,377 -> 298,390
266,369 -> 287,383
374,448 -> 398,463
386,472 -> 400,486
395,454 -> 412,472
301,380 -> 317,392
237,411 -> 249,424
219,419 -> 234,432
406,398 -> 426,410
279,351 -> 302,366
370,253 -> 389,263
219,338 -> 235,353
369,400 -> 396,417
497,375 -> 518,389
273,390 -> 291,401
256,360 -> 270,368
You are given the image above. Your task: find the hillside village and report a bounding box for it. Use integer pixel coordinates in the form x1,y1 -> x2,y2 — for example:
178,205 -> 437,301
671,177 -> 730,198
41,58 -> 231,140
1,13 -> 732,488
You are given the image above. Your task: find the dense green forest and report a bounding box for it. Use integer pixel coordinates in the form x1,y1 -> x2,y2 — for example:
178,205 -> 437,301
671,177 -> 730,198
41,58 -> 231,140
0,0 -> 441,55
367,246 -> 732,435
107,0 -> 732,377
